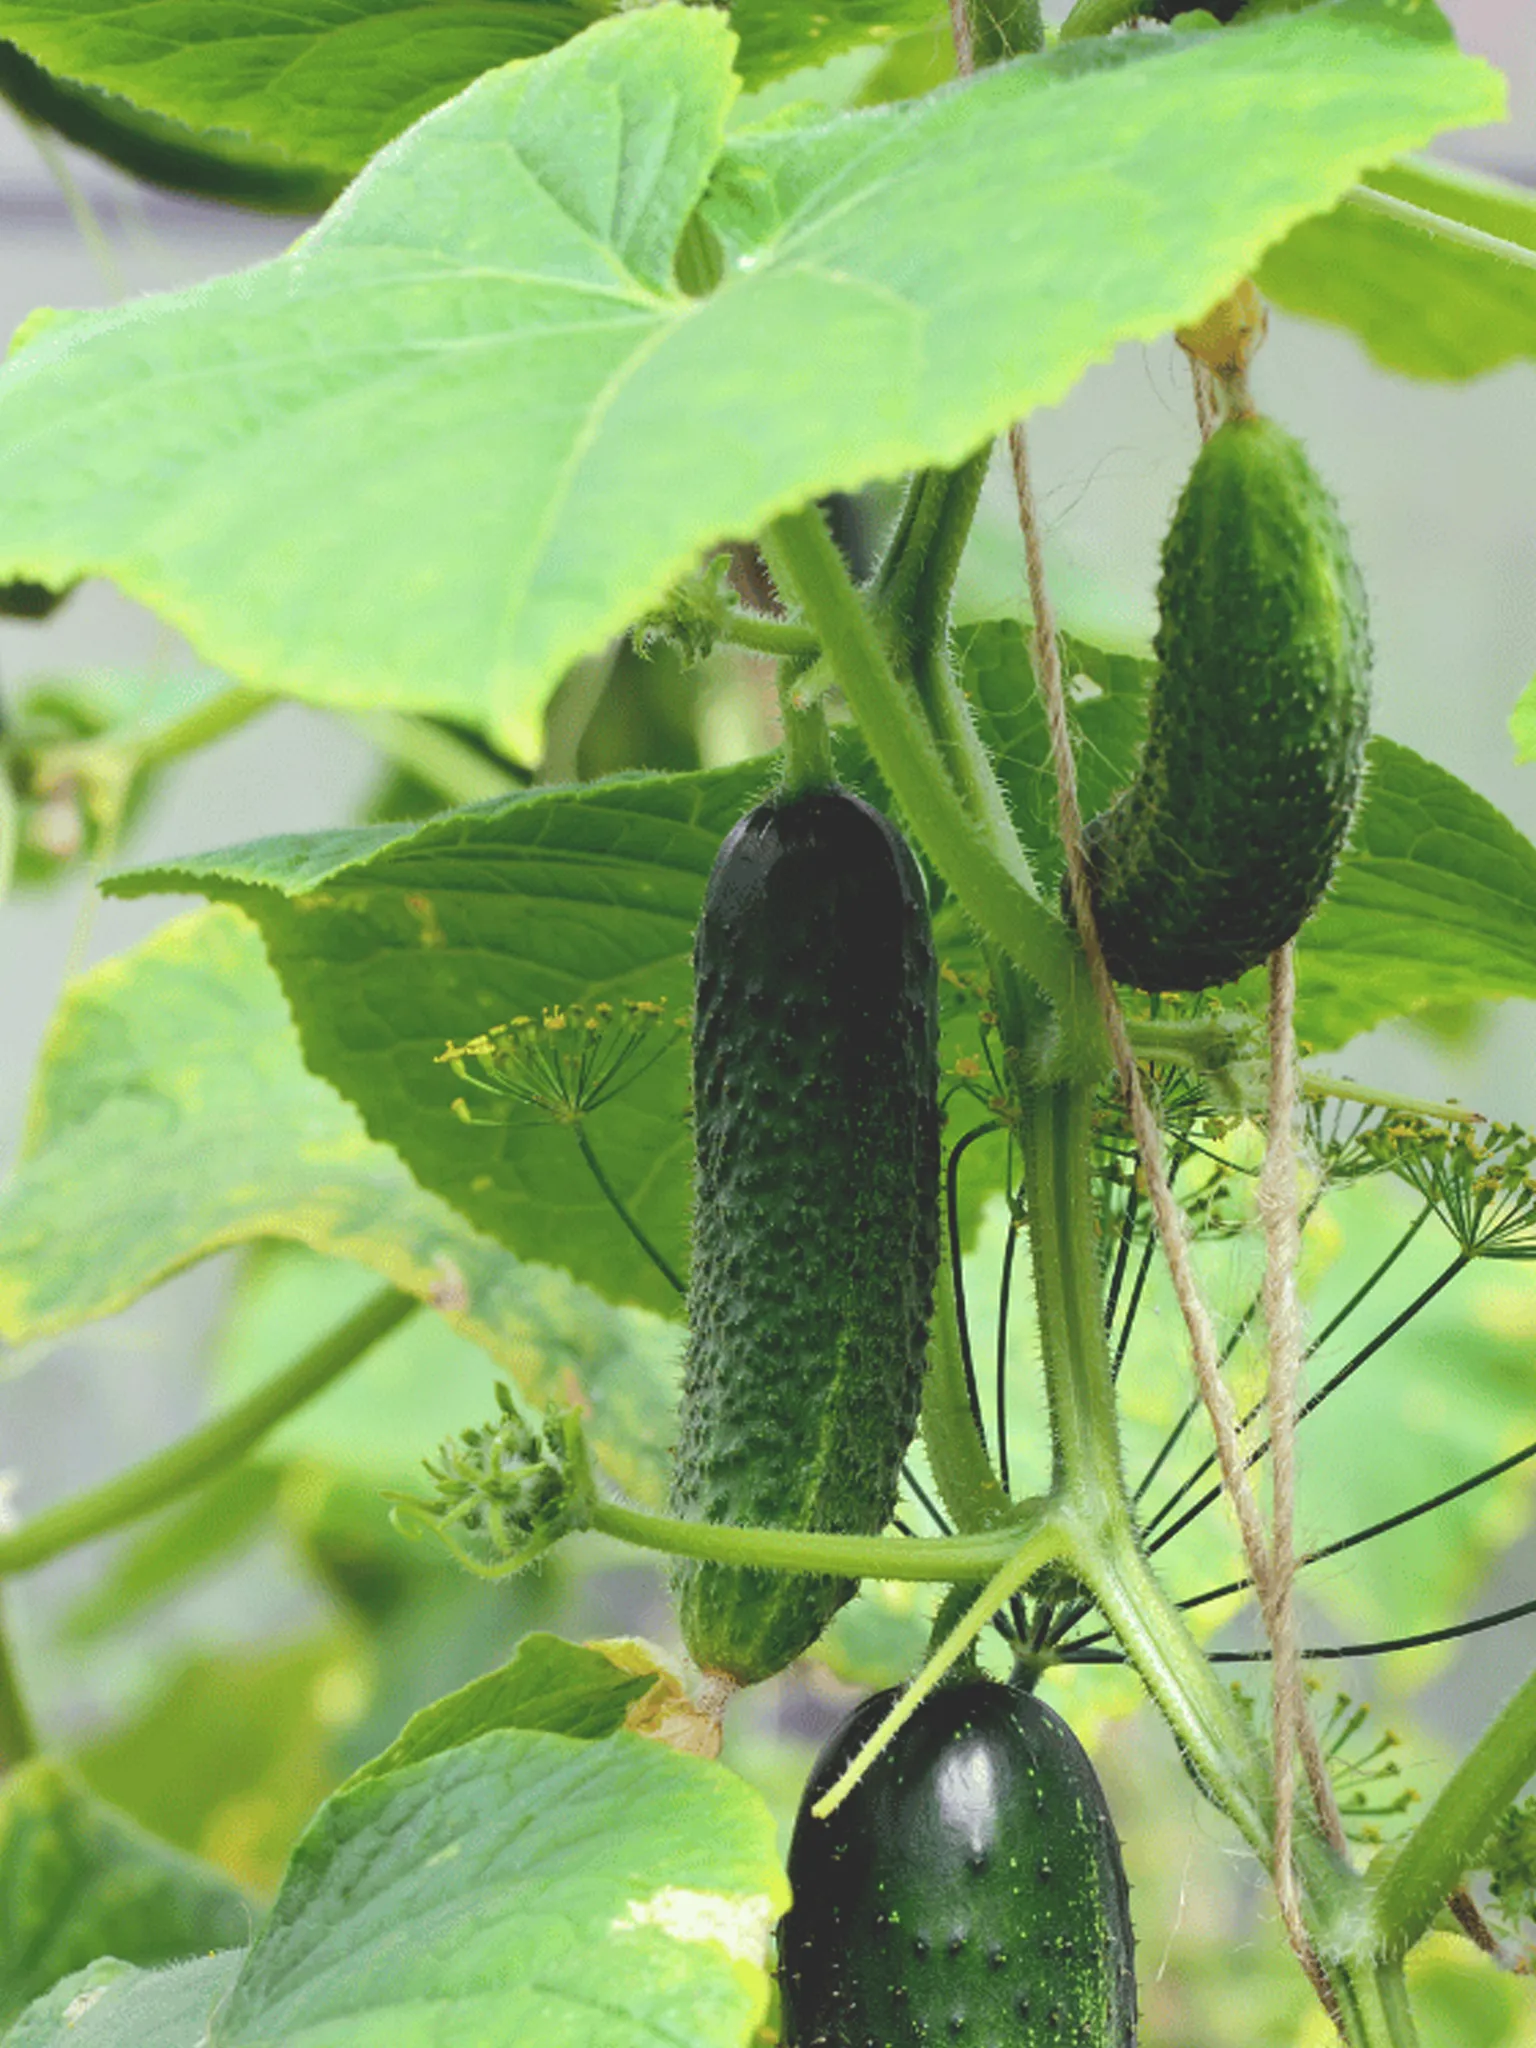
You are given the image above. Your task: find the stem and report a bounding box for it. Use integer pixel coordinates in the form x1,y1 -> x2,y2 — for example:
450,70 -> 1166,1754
571,1124 -> 686,1297
1145,1255 -> 1469,1556
810,1516 -> 1068,1818
0,765 -> 17,908
762,505 -> 1092,1034
776,659 -> 835,793
133,685 -> 270,774
1080,1532 -> 1272,1853
1371,1662 -> 1536,1958
591,1495 -> 1040,1583
1019,1077 -> 1124,1500
1332,1957 -> 1423,2048
346,710 -> 526,805
920,1255 -> 1014,1531
1349,184 -> 1536,279
0,1287 -> 418,1578
1301,1074 -> 1481,1125
876,453 -> 990,722
718,612 -> 821,662
0,1596 -> 38,1770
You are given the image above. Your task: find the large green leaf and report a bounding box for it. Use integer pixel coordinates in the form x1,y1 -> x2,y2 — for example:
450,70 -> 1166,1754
103,764 -> 771,1313
0,1761 -> 251,2028
13,1732 -> 787,2048
1259,159 -> 1536,380
0,0 -> 605,175
0,0 -> 939,179
343,1630 -> 651,1785
1292,735 -> 1536,1050
223,1730 -> 783,2047
2,1955 -> 243,2048
0,4 -> 1498,752
0,904 -> 682,1498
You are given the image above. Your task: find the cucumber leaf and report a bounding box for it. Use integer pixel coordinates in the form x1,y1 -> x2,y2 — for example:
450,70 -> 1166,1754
0,904 -> 682,1498
0,0 -> 941,180
0,1761 -> 251,2029
0,3 -> 1498,752
8,1731 -> 787,2048
1259,159 -> 1536,381
1,1954 -> 242,2048
102,765 -> 771,1316
1292,735 -> 1536,1051
341,1631 -> 652,1786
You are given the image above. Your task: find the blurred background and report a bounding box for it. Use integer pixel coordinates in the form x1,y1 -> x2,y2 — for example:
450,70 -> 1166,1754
2,3 -> 1534,2041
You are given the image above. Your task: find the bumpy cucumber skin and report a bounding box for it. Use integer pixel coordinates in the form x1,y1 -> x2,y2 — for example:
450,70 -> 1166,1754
1079,414 -> 1370,992
781,1679 -> 1138,2047
670,787 -> 939,1685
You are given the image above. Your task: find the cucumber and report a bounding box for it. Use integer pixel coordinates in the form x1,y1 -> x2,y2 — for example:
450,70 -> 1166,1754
781,1678 -> 1138,2046
669,785 -> 939,1685
1077,413 -> 1370,992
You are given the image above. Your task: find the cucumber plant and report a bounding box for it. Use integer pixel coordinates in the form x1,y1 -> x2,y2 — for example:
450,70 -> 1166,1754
0,4 -> 1534,2048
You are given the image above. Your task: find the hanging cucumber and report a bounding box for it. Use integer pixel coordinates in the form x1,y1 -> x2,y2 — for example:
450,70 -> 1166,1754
1076,412 -> 1371,992
780,1677 -> 1138,2046
669,785 -> 940,1686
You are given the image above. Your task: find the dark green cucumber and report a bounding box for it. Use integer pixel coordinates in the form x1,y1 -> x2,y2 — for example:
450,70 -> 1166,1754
1077,413 -> 1370,991
781,1678 -> 1138,2047
669,786 -> 939,1685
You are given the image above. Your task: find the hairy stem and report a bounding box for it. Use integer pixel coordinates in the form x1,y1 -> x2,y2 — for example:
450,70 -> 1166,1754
920,1255 -> 1014,1532
719,611 -> 821,661
0,1596 -> 38,1771
776,658 -> 835,793
0,1287 -> 419,1579
593,1494 -> 1043,1583
762,505 -> 1091,1029
810,1516 -> 1068,1818
1370,1661 -> 1536,1958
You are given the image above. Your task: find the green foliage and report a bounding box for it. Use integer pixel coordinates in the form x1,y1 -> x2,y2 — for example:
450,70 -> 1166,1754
1289,736 -> 1536,1049
102,772 -> 764,1315
15,1730 -> 786,2048
340,1631 -> 653,1785
1,1954 -> 243,2048
0,906 -> 680,1499
0,4 -> 1496,749
0,41 -> 340,209
1260,160 -> 1536,381
0,0 -> 941,180
0,1760 -> 251,2027
0,0 -> 606,175
2,4 -> 1535,2042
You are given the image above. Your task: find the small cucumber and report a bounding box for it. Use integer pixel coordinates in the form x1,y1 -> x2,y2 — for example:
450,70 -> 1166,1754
1078,413 -> 1370,991
780,1678 -> 1138,2046
669,786 -> 940,1685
